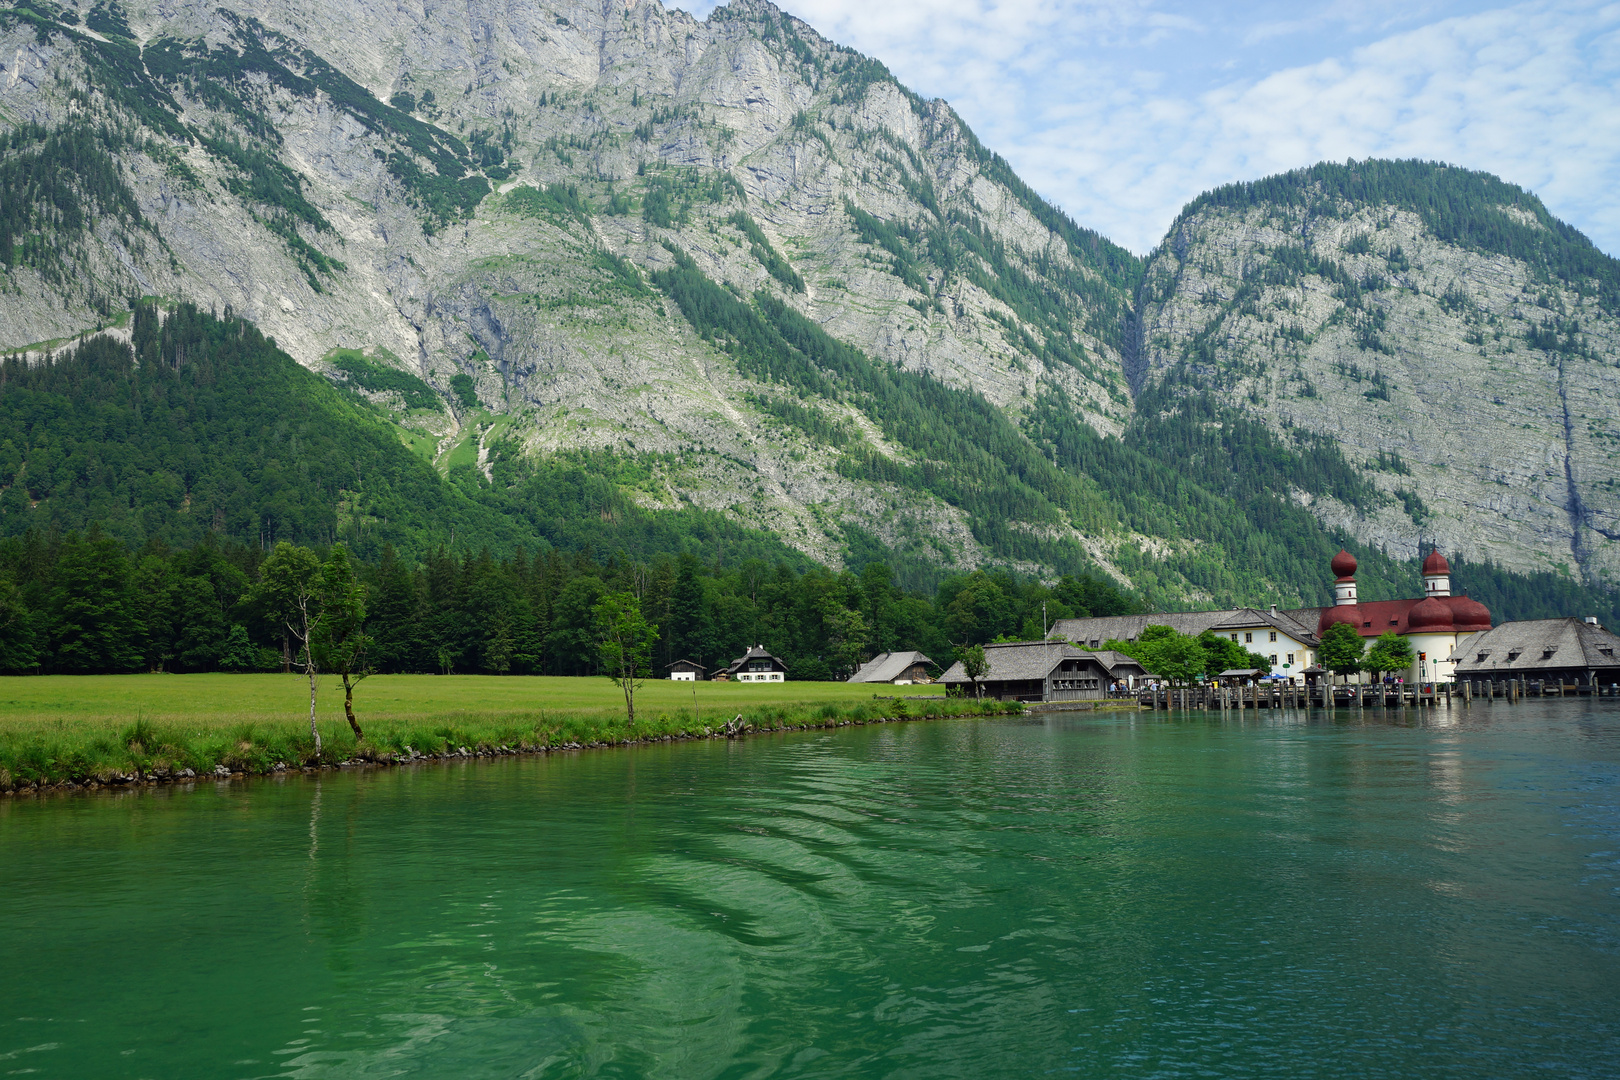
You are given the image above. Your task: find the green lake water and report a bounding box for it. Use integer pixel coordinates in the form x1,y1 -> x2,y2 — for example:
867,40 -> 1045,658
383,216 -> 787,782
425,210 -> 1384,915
3,703 -> 1618,1078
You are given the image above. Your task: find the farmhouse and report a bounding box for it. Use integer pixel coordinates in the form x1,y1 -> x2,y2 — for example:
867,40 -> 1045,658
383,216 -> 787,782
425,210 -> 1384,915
1449,618 -> 1620,687
848,651 -> 935,685
720,645 -> 788,683
666,659 -> 706,682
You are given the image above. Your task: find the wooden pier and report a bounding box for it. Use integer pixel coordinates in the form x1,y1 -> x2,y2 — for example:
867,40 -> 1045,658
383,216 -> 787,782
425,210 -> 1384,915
1131,678 -> 1620,710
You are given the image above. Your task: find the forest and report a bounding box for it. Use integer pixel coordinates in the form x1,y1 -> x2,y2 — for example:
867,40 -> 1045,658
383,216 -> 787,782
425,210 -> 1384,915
0,528 -> 1136,678
5,298 -> 1615,641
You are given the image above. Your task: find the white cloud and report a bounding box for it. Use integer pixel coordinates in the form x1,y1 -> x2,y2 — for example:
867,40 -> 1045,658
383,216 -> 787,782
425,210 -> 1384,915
680,0 -> 1620,255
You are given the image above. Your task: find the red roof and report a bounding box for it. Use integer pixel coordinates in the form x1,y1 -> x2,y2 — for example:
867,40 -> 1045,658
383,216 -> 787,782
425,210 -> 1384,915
1447,595 -> 1492,631
1312,598 -> 1420,638
1331,549 -> 1358,579
1422,550 -> 1451,576
1408,596 -> 1455,631
1309,596 -> 1491,638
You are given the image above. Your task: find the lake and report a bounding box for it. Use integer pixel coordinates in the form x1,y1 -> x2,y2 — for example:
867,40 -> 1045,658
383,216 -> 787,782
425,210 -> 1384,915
2,701 -> 1617,1078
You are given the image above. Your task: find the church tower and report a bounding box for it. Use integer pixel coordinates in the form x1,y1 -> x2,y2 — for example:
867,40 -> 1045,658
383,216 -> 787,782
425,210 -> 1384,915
1422,550 -> 1451,598
1331,549 -> 1358,606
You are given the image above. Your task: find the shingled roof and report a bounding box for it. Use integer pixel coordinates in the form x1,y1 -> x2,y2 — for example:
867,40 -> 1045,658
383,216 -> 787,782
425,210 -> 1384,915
1052,608 -> 1318,647
1449,618 -> 1620,674
939,641 -> 1089,684
848,651 -> 934,683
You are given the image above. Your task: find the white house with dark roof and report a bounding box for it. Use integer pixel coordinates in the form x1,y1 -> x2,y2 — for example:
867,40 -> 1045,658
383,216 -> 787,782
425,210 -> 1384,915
1052,606 -> 1320,679
666,659 -> 706,681
720,645 -> 788,683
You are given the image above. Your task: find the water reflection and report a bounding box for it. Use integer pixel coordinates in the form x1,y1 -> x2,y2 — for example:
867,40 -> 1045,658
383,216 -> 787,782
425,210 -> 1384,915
0,702 -> 1617,1078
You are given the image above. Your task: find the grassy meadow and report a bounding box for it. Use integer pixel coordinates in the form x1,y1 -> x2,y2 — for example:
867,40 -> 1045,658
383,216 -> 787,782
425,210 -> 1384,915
0,674 -> 1012,789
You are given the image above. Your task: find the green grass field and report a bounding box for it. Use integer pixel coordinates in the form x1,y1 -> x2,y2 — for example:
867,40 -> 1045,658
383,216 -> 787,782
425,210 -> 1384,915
0,674 -> 1006,790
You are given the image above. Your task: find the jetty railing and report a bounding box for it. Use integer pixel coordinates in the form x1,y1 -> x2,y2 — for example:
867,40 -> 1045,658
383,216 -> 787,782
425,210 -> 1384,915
1129,678 -> 1618,710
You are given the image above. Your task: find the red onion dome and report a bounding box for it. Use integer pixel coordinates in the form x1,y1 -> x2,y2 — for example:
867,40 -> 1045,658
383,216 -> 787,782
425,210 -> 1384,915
1446,595 -> 1492,631
1407,596 -> 1455,631
1319,605 -> 1362,635
1421,550 -> 1450,576
1331,549 -> 1358,579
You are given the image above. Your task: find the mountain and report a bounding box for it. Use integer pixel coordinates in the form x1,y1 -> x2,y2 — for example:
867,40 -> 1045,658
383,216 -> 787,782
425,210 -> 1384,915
1,0 -> 1616,620
1134,160 -> 1620,595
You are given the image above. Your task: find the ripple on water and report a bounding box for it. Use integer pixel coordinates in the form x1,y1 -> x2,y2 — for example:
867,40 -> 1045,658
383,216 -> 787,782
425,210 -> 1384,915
1,704 -> 1618,1077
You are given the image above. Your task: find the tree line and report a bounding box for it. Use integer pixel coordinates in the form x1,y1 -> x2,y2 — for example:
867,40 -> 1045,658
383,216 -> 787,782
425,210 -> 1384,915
0,528 -> 1138,679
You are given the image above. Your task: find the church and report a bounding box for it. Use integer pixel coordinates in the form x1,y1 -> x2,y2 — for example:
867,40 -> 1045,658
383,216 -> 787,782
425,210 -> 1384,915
1055,549 -> 1493,685
1286,549 -> 1492,684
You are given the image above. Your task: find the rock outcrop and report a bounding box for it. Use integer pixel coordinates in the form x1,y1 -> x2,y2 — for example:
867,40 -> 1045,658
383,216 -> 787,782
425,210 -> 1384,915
1134,162 -> 1620,589
2,3 -> 1617,601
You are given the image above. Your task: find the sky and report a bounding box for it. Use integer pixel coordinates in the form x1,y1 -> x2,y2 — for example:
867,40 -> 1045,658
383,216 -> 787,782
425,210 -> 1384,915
675,0 -> 1620,256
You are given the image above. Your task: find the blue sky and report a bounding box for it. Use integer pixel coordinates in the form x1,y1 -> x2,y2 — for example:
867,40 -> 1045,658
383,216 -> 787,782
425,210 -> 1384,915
676,0 -> 1620,256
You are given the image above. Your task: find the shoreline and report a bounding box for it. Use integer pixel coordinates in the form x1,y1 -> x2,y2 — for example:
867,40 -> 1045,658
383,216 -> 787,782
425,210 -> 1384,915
0,702 -> 1027,799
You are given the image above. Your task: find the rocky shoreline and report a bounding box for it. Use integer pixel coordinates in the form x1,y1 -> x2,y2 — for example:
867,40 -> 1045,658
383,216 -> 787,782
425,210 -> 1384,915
0,706 -> 1025,799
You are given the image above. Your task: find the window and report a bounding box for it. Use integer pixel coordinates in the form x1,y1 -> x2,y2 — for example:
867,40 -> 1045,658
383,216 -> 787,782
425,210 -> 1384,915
1601,648 -> 1615,658
1287,653 -> 1295,664
1541,649 -> 1556,660
1230,634 -> 1239,643
1269,631 -> 1277,643
1269,654 -> 1278,665
1364,621 -> 1372,628
1507,651 -> 1521,662
1090,639 -> 1100,648
1477,652 -> 1488,662
1245,632 -> 1253,644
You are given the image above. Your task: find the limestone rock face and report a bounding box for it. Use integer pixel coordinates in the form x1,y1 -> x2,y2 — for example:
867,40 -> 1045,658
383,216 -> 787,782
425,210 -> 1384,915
0,0 -> 1134,574
1134,176 -> 1620,589
2,2 -> 1617,600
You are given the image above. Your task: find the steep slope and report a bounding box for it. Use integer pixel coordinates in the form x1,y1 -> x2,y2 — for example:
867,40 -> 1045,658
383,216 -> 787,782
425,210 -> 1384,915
1134,160 -> 1620,591
0,302 -> 813,567
0,0 -> 1144,580
1,1 -> 1617,617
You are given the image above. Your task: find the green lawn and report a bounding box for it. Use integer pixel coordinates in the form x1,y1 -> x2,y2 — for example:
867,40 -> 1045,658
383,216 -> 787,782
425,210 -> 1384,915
0,674 -> 998,789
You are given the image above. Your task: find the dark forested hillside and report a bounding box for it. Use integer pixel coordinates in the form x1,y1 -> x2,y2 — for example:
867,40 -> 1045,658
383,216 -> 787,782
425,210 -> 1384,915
0,302 -> 517,553
0,530 -> 1137,677
0,304 -> 814,568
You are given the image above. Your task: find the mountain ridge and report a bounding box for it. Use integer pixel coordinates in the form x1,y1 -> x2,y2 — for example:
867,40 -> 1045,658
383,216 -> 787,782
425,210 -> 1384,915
1,0 -> 1617,617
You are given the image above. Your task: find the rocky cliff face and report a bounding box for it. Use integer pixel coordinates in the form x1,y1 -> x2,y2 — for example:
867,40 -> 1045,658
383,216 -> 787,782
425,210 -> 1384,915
1134,162 -> 1620,590
2,1 -> 1617,604
0,0 -> 1139,576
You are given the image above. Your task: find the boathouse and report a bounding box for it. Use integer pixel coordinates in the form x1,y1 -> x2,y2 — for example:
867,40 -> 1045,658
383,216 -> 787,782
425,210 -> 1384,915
847,651 -> 935,685
938,641 -> 1117,702
1448,618 -> 1620,687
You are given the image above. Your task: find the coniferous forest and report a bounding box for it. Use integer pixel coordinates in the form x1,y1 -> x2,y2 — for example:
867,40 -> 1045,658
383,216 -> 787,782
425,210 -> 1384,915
2,298 -> 1615,679
0,529 -> 1136,678
0,304 -> 1143,676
